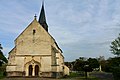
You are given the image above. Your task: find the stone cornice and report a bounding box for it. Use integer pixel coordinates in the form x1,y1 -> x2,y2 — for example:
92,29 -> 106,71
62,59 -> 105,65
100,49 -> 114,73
15,54 -> 51,57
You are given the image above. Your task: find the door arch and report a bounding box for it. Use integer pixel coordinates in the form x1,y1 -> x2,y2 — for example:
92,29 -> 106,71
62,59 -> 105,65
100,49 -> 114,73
29,65 -> 33,76
35,65 -> 39,76
25,59 -> 41,76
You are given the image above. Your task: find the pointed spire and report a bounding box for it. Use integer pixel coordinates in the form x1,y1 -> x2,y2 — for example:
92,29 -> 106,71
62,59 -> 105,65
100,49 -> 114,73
38,0 -> 48,31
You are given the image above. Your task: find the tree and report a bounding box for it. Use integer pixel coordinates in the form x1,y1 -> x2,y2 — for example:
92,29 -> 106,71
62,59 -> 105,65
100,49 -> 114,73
73,57 -> 93,72
110,34 -> 120,56
64,62 -> 73,70
73,58 -> 87,71
107,57 -> 120,68
0,43 -> 8,66
88,58 -> 99,69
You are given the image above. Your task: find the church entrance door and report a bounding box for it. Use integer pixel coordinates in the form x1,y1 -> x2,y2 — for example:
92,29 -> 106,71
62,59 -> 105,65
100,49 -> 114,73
29,65 -> 33,76
35,65 -> 39,76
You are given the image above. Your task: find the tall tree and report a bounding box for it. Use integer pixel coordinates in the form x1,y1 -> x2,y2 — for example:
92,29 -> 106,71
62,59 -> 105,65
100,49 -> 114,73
0,43 -> 8,66
88,58 -> 99,69
110,34 -> 120,56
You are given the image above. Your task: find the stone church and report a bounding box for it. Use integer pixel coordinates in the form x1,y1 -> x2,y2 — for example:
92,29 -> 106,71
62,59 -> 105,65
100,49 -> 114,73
6,2 -> 69,78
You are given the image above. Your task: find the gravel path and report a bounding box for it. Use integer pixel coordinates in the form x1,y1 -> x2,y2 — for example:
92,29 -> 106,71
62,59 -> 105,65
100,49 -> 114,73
90,72 -> 114,80
1,78 -> 81,80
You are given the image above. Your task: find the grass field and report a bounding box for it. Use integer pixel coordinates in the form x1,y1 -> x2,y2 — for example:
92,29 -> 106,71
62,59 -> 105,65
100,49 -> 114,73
0,72 -> 114,80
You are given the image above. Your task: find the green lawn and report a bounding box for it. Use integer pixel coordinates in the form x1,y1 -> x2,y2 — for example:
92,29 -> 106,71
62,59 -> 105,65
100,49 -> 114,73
0,72 -> 113,80
63,72 -> 99,80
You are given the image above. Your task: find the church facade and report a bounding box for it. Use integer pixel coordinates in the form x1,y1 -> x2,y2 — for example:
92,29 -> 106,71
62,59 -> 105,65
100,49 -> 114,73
6,3 -> 69,78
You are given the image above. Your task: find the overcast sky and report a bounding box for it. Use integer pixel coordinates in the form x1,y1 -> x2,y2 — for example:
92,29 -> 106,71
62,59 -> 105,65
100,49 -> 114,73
0,0 -> 120,61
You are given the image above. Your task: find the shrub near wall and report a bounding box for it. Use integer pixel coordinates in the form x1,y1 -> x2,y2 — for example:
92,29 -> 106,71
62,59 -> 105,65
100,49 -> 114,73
0,64 -> 7,78
112,67 -> 120,80
0,68 -> 4,79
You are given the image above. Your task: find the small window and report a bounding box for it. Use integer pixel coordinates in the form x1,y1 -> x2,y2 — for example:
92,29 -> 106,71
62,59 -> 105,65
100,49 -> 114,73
33,29 -> 36,35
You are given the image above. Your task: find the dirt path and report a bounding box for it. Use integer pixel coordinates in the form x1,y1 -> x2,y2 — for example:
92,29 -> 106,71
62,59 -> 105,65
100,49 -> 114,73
1,77 -> 81,80
90,72 -> 114,80
1,77 -> 57,80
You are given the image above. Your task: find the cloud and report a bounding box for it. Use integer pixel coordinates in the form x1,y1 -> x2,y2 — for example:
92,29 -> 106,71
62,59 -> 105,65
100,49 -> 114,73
2,47 -> 12,57
0,0 -> 119,61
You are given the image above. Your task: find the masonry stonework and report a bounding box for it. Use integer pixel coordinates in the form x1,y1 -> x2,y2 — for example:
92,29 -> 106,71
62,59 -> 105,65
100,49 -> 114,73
6,3 -> 69,78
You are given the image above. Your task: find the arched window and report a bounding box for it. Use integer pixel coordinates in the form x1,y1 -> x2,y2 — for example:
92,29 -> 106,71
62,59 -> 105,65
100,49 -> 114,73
33,29 -> 36,35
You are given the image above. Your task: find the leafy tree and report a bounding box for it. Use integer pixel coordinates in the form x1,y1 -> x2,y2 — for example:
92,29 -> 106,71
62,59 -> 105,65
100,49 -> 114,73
0,43 -> 8,66
73,58 -> 88,71
103,57 -> 120,72
107,57 -> 120,67
88,58 -> 99,69
110,34 -> 120,56
73,57 -> 93,72
79,57 -> 87,61
64,62 -> 73,70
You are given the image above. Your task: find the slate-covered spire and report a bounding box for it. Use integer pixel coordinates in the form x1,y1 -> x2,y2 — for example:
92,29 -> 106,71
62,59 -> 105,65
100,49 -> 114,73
38,1 -> 48,32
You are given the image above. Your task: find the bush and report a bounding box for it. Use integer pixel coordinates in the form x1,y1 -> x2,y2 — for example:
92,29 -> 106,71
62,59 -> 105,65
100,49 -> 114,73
3,71 -> 6,76
112,67 -> 120,80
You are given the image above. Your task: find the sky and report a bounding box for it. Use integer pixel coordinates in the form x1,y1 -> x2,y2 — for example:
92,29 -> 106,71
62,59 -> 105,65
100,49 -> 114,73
0,0 -> 120,61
